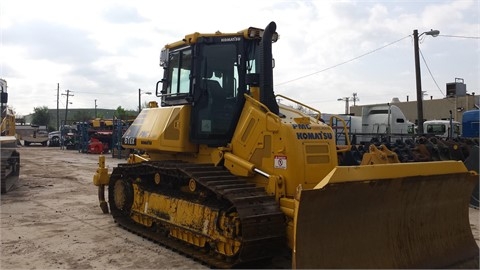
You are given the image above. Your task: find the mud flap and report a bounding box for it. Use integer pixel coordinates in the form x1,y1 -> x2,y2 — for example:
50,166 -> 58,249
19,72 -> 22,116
293,161 -> 479,269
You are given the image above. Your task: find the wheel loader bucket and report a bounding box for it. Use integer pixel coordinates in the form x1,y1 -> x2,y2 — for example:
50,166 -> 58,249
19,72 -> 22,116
293,161 -> 479,269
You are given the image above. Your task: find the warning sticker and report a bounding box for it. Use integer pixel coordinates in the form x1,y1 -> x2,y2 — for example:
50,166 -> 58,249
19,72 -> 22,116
274,155 -> 287,169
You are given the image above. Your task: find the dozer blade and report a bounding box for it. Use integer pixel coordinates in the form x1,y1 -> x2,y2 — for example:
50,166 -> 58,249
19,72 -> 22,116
293,161 -> 479,269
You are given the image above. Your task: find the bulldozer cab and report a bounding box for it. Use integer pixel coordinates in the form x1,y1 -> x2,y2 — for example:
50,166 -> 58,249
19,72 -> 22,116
158,32 -> 267,146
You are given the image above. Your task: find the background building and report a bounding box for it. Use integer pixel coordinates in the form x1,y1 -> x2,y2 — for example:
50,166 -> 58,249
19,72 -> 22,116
350,80 -> 479,125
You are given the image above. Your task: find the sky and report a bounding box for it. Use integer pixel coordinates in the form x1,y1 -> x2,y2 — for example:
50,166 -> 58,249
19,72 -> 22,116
1,0 -> 479,117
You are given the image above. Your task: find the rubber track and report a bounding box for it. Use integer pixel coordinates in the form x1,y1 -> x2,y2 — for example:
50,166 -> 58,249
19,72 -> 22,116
111,161 -> 286,269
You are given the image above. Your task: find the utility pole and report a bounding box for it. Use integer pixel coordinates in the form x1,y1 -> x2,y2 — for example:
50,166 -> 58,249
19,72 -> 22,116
61,90 -> 73,126
337,97 -> 350,114
338,93 -> 359,114
138,88 -> 141,112
95,99 -> 97,118
138,88 -> 152,112
413,28 -> 439,134
352,92 -> 359,106
56,83 -> 60,130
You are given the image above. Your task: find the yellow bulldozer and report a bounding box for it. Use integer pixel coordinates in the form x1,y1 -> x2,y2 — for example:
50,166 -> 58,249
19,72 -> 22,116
1,78 -> 20,193
93,22 -> 479,268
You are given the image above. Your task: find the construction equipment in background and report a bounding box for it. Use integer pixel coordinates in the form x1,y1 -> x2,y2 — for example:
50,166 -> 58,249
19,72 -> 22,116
111,118 -> 133,159
89,119 -> 113,153
1,78 -> 20,193
335,132 -> 479,208
77,119 -> 113,153
330,107 -> 479,208
16,124 -> 49,146
329,105 -> 478,207
55,118 -> 132,154
93,22 -> 478,268
87,138 -> 106,154
68,118 -> 132,154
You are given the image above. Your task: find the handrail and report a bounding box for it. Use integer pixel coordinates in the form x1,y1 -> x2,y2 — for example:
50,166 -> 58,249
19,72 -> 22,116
329,115 -> 351,153
275,94 -> 321,121
244,93 -> 272,113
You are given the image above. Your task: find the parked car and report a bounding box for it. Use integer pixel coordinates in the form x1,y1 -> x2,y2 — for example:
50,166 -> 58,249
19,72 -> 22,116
48,130 -> 61,147
48,125 -> 77,148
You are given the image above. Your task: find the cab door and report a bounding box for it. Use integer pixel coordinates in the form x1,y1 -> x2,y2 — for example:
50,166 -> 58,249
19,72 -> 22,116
190,38 -> 245,146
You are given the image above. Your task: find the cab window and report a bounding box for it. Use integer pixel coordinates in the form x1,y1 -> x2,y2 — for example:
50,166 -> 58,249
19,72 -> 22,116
162,48 -> 192,105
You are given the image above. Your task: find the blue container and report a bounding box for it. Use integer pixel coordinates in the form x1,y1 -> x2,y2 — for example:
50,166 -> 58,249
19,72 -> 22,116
462,110 -> 479,138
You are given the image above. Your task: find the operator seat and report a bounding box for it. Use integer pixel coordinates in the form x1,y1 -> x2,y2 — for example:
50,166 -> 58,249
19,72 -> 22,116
204,79 -> 226,105
203,79 -> 230,133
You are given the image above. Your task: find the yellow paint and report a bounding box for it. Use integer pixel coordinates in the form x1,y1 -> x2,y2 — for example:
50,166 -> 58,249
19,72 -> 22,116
93,155 -> 110,186
314,160 -> 472,189
130,183 -> 241,256
122,106 -> 197,153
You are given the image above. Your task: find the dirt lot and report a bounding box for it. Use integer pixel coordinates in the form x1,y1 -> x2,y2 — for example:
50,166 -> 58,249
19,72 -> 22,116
1,146 -> 479,269
1,147 -> 206,269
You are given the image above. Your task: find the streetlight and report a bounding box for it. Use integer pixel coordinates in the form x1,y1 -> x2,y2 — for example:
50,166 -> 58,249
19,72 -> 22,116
337,97 -> 350,114
138,88 -> 152,112
413,28 -> 439,134
338,93 -> 359,114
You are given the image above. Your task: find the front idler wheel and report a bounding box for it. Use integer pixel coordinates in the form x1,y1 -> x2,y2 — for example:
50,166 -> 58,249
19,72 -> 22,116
109,176 -> 133,217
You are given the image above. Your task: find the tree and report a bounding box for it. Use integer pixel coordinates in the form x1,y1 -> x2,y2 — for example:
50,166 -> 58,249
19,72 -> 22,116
31,106 -> 50,126
115,106 -> 127,120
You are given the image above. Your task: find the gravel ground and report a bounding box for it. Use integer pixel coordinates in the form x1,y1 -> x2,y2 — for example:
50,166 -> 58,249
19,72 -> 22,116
1,146 -> 478,269
1,147 -> 207,269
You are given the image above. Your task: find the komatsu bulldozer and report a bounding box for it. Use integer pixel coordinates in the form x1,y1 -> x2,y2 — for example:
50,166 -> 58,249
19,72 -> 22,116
1,78 -> 20,193
93,22 -> 479,268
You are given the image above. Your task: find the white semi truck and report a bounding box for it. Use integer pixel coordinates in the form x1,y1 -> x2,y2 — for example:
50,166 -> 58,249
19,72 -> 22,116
325,104 -> 414,145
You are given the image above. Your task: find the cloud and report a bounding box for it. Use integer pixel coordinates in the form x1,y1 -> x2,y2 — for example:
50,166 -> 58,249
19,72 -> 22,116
102,5 -> 148,24
3,20 -> 105,64
0,0 -> 478,117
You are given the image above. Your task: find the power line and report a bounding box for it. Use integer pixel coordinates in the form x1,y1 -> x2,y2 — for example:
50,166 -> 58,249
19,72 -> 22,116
275,34 -> 411,87
73,90 -> 118,95
438,34 -> 480,39
419,48 -> 445,97
419,49 -> 456,105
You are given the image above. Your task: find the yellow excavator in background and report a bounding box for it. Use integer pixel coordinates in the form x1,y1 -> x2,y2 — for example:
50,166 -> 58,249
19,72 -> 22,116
93,22 -> 478,268
1,78 -> 20,193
